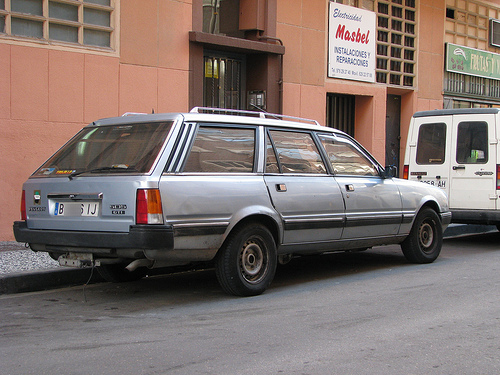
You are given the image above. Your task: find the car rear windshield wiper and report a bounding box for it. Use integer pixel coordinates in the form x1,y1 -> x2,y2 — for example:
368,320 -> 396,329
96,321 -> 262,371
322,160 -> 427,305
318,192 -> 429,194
68,165 -> 138,180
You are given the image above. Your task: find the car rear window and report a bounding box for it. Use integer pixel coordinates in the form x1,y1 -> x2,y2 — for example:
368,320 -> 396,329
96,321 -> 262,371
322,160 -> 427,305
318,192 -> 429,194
33,122 -> 173,177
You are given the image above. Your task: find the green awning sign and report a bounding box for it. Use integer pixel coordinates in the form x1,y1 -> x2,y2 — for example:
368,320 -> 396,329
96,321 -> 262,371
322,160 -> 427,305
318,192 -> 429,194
446,43 -> 500,81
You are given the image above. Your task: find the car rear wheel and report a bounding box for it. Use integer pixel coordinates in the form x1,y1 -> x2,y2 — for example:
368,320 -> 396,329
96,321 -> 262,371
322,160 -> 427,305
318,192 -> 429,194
401,207 -> 442,263
215,222 -> 277,296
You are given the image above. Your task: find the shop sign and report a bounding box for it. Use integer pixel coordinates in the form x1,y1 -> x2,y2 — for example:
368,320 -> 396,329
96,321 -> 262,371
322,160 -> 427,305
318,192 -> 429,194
328,2 -> 376,83
446,43 -> 500,81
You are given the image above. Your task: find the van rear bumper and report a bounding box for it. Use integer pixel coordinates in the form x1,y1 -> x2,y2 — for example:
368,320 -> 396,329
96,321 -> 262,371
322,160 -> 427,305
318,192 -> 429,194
13,221 -> 174,250
451,209 -> 500,225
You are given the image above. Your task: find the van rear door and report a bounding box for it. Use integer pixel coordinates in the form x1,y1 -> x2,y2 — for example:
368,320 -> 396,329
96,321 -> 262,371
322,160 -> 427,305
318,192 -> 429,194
406,116 -> 451,198
449,114 -> 497,210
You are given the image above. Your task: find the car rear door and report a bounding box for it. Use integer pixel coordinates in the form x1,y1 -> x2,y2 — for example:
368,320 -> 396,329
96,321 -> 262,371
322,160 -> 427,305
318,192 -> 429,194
264,129 -> 345,244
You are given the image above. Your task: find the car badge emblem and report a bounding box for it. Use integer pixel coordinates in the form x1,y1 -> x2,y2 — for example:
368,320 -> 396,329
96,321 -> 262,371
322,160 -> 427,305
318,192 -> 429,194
34,190 -> 41,205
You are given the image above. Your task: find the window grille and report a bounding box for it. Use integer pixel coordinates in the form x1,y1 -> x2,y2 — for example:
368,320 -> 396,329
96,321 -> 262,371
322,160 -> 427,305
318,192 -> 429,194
444,71 -> 500,101
326,93 -> 355,137
204,55 -> 242,110
375,0 -> 416,87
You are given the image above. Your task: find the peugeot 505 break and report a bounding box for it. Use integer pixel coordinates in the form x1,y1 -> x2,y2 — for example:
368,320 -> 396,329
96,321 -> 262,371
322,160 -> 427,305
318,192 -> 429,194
14,108 -> 451,296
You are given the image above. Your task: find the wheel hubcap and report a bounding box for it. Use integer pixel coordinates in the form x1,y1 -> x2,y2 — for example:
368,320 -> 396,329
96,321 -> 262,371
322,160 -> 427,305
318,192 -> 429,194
419,221 -> 434,250
240,240 -> 266,283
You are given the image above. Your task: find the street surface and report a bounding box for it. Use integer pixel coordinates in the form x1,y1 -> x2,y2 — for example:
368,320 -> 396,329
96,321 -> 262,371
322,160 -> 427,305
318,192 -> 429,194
1,232 -> 499,374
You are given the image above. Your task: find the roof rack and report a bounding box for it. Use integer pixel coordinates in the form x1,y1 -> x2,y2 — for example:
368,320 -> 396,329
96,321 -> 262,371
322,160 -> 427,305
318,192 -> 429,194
121,112 -> 148,117
190,107 -> 320,126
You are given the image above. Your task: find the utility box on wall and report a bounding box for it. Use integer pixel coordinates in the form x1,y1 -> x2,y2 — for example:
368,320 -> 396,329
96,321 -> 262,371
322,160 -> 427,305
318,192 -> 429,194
239,0 -> 265,31
248,90 -> 266,110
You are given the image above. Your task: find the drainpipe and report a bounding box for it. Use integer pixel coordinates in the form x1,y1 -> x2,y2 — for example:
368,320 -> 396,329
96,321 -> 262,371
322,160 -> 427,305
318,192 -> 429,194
257,31 -> 284,115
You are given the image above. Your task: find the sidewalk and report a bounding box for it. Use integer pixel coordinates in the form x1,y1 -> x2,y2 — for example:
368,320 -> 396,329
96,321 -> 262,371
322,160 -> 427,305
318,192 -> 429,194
0,241 -> 103,294
0,224 -> 497,295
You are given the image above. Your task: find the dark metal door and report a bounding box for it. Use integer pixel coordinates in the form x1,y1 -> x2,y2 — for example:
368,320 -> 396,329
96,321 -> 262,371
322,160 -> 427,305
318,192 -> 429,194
204,55 -> 242,109
385,94 -> 401,174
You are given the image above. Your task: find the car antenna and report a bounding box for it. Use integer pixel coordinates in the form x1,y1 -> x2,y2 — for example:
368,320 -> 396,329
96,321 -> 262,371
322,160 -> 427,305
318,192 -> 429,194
249,103 -> 280,120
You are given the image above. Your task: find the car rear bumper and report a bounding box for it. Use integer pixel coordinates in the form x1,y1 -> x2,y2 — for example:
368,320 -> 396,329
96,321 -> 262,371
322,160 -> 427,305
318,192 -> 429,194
13,221 -> 174,250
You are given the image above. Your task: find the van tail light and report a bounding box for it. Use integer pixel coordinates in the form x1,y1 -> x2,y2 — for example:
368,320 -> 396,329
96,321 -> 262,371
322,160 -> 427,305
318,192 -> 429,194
136,189 -> 164,224
21,190 -> 27,221
403,165 -> 409,180
497,165 -> 500,190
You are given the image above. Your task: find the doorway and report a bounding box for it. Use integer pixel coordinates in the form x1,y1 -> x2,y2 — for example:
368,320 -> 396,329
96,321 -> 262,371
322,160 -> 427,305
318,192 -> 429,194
326,94 -> 355,137
385,94 -> 401,174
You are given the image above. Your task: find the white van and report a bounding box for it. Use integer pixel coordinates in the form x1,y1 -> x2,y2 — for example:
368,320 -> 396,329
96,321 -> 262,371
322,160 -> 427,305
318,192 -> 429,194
403,108 -> 500,226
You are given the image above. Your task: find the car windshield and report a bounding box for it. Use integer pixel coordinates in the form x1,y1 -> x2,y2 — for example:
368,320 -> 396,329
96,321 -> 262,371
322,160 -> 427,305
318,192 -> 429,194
33,121 -> 173,177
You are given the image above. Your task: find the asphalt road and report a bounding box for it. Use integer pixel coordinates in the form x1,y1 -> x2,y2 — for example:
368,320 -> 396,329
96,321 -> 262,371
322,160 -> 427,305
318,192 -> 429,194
1,232 -> 499,375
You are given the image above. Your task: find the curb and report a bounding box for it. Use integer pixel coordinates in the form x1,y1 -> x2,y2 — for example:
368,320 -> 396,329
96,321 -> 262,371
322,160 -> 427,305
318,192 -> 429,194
443,224 -> 496,238
0,267 -> 103,295
1,224 -> 497,295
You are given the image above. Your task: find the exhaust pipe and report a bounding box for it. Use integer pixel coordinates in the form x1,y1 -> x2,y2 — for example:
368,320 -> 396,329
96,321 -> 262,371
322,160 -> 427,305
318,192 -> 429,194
126,259 -> 154,272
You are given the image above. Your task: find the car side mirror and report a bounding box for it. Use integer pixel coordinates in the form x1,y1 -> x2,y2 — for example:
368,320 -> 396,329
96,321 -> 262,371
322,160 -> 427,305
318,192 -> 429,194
383,165 -> 398,178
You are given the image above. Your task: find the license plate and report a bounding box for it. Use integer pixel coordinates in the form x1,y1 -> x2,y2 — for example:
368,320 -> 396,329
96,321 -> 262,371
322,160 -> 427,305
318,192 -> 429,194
54,202 -> 100,217
420,179 -> 447,189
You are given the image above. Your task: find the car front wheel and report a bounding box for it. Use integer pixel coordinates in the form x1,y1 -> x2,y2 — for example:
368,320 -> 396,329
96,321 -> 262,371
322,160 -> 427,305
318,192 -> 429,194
401,207 -> 443,264
215,222 -> 277,296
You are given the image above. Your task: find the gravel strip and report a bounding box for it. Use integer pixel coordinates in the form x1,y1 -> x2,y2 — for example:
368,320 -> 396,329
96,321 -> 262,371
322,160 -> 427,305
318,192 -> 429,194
0,242 -> 60,275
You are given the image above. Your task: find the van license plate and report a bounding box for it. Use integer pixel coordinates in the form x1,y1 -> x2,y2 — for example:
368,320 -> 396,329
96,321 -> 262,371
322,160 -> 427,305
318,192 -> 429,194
54,202 -> 100,217
421,179 -> 447,189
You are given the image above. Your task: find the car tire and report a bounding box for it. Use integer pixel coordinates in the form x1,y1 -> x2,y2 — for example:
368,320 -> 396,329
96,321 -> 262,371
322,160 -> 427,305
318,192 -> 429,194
97,263 -> 147,283
401,207 -> 442,264
215,222 -> 277,296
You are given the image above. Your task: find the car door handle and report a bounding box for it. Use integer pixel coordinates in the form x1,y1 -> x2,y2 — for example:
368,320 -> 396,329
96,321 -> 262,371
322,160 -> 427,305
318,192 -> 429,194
276,184 -> 287,192
345,184 -> 355,192
453,165 -> 466,170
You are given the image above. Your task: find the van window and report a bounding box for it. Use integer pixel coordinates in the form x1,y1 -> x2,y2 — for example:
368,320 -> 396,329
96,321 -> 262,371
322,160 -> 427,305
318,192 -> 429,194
183,126 -> 255,173
416,123 -> 446,165
456,121 -> 488,164
319,135 -> 378,176
269,130 -> 326,174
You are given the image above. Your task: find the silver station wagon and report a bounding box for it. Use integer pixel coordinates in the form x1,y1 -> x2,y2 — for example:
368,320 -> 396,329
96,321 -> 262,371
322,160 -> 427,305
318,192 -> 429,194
14,108 -> 451,296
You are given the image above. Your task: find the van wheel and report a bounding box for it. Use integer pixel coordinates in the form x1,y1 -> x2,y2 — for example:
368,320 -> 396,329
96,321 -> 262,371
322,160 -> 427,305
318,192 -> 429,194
215,223 -> 277,296
97,263 -> 146,283
401,207 -> 442,264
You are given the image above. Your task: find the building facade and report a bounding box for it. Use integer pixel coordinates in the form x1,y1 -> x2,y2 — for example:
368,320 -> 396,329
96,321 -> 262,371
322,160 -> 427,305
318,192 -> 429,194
1,0 -> 500,240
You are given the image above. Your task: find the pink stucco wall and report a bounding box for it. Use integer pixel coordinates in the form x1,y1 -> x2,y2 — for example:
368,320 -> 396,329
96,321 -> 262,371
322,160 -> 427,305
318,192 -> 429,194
0,1 -> 192,240
0,0 -> 447,240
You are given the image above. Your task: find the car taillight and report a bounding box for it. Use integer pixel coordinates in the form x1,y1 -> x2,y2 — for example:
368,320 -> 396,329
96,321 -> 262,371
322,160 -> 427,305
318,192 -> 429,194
136,189 -> 163,224
21,190 -> 27,220
497,165 -> 500,190
403,165 -> 409,180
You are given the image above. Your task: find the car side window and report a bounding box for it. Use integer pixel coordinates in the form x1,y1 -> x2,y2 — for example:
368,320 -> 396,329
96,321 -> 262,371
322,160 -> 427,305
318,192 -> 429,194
456,121 -> 488,164
319,135 -> 378,176
265,133 -> 280,173
183,126 -> 255,173
416,122 -> 446,165
268,130 -> 326,174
